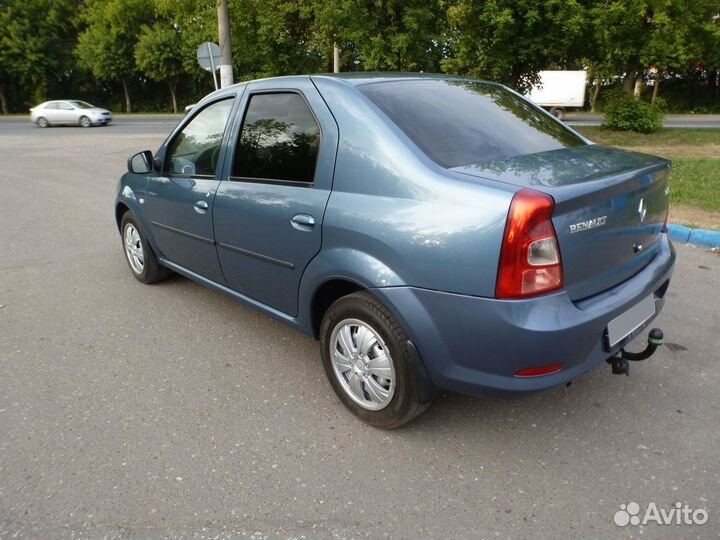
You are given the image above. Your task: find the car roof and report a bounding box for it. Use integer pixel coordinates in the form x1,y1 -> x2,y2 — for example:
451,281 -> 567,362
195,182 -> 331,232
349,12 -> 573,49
201,72 -> 504,106
311,72 -> 493,86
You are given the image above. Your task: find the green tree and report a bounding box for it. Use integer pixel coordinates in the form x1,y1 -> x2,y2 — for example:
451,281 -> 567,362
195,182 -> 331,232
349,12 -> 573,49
76,0 -> 153,112
589,0 -> 720,98
313,0 -> 446,72
155,0 -> 218,92
135,24 -> 184,112
441,0 -> 588,92
0,0 -> 76,113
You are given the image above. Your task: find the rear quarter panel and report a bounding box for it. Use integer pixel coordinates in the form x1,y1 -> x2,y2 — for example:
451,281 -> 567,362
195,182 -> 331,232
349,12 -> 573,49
309,77 -> 514,298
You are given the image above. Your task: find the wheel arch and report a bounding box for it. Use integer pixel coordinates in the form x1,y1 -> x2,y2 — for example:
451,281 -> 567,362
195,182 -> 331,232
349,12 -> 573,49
115,202 -> 130,231
298,247 -> 406,338
309,278 -> 366,339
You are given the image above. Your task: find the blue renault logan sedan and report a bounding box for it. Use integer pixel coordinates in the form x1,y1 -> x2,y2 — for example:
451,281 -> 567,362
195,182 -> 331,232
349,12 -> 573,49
116,74 -> 675,428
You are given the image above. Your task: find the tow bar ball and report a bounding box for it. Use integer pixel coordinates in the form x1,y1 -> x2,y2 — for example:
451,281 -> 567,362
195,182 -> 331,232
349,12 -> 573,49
609,328 -> 664,376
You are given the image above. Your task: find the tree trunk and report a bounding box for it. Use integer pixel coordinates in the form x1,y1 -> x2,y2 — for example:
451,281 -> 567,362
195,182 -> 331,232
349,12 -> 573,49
168,81 -> 178,113
651,71 -> 661,105
509,64 -> 525,92
121,79 -> 132,113
633,77 -> 642,98
623,66 -> 637,93
0,85 -> 8,115
591,78 -> 601,113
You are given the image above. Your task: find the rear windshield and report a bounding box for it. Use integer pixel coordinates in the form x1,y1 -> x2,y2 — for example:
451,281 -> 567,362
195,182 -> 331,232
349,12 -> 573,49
359,79 -> 586,168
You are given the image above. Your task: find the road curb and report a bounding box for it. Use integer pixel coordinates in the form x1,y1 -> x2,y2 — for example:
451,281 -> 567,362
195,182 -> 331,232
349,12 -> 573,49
668,224 -> 720,248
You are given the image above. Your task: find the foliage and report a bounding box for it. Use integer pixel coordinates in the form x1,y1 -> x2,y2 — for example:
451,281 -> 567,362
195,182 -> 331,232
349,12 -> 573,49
75,0 -> 154,112
2,0 -> 720,113
442,0 -> 588,92
0,0 -> 76,109
602,94 -> 663,133
135,24 -> 184,112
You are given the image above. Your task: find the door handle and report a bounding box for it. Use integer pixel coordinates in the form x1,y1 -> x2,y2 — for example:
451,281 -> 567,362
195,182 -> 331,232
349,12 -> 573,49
291,214 -> 315,231
194,200 -> 209,214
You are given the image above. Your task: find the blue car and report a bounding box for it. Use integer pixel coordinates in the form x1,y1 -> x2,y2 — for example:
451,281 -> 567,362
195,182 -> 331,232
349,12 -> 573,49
116,74 -> 675,428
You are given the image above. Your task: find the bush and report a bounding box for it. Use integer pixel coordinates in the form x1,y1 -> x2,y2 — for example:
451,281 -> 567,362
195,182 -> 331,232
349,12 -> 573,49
651,96 -> 668,113
602,94 -> 664,133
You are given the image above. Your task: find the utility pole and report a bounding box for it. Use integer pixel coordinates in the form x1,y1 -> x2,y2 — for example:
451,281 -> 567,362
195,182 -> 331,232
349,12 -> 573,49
333,43 -> 340,73
217,0 -> 234,88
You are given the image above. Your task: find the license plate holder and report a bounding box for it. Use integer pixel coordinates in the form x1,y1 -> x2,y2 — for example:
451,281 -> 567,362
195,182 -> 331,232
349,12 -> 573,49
605,294 -> 656,350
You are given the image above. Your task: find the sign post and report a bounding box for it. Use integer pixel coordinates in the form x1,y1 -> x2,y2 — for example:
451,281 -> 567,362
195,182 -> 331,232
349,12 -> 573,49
196,42 -> 222,91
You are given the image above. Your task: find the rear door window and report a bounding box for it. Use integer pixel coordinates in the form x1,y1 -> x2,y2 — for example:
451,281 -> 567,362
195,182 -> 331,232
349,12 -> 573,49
359,79 -> 586,168
232,92 -> 321,183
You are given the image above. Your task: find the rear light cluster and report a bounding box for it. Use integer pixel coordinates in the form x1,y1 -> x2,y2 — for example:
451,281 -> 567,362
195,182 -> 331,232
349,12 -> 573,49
662,206 -> 669,233
496,189 -> 563,299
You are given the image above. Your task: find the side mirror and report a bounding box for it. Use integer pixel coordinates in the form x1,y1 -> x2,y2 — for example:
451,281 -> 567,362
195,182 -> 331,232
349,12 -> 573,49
128,150 -> 154,174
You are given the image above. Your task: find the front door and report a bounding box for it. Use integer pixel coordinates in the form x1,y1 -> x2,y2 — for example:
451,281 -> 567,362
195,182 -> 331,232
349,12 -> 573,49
213,80 -> 338,316
145,97 -> 236,283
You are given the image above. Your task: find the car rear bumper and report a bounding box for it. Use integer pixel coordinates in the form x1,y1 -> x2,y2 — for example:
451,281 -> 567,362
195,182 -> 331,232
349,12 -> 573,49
373,233 -> 676,396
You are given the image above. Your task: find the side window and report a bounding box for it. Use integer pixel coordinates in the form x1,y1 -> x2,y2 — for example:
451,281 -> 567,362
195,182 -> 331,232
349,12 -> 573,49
232,93 -> 320,183
45,103 -> 59,110
59,102 -> 74,110
166,98 -> 234,177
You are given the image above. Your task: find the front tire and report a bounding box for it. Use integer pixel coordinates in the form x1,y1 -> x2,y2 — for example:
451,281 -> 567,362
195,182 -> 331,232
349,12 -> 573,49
120,212 -> 169,284
80,116 -> 92,128
320,291 -> 430,428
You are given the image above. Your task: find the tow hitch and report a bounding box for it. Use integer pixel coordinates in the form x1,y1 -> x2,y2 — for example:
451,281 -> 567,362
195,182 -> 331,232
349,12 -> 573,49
608,328 -> 664,376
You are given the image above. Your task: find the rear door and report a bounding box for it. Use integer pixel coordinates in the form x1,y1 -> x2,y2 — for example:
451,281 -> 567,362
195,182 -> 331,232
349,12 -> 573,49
56,101 -> 77,124
213,78 -> 338,316
145,97 -> 236,283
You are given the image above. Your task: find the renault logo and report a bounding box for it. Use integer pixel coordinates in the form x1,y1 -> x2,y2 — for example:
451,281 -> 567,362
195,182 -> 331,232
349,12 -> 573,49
638,198 -> 647,223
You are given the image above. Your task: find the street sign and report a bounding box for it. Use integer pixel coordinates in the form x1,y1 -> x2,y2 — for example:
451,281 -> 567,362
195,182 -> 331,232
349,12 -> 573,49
197,42 -> 222,72
197,42 -> 222,90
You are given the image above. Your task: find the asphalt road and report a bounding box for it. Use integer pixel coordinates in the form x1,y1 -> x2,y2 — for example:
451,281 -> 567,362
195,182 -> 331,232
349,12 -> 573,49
1,122 -> 719,540
3,112 -> 720,132
565,113 -> 720,128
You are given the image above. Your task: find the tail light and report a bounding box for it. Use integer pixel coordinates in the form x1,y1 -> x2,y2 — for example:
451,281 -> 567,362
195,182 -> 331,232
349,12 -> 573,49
496,189 -> 563,299
662,206 -> 669,233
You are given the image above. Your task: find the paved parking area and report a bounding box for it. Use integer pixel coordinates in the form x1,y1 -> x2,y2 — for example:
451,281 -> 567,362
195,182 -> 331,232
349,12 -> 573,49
1,121 -> 719,539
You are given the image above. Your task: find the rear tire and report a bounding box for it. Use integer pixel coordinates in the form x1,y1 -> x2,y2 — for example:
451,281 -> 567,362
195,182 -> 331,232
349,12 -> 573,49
549,107 -> 565,120
80,116 -> 92,128
120,212 -> 169,284
320,291 -> 430,428
36,117 -> 49,128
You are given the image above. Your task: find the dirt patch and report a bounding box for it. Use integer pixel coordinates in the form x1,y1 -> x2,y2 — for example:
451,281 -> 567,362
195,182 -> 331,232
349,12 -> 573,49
670,204 -> 720,230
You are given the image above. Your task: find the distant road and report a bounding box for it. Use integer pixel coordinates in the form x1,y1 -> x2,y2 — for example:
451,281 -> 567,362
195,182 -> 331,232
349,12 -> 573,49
0,114 -> 183,135
566,113 -> 720,128
2,113 -> 719,133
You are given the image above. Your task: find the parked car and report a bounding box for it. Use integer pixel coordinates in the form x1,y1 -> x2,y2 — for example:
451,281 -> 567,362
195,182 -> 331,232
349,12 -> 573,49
30,100 -> 112,127
115,74 -> 675,428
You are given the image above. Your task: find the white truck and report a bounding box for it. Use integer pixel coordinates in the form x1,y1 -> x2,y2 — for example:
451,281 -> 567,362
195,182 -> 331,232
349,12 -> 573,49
527,70 -> 587,119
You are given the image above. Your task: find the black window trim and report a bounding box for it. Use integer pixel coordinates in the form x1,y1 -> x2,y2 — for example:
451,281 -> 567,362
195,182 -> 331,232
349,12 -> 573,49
162,96 -> 236,179
228,89 -> 323,187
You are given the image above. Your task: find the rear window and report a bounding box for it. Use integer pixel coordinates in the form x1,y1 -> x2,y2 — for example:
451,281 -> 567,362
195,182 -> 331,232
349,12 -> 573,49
359,79 -> 586,168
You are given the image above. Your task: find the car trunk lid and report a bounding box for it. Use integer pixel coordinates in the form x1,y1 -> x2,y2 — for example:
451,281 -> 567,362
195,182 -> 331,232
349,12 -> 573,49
452,145 -> 671,300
